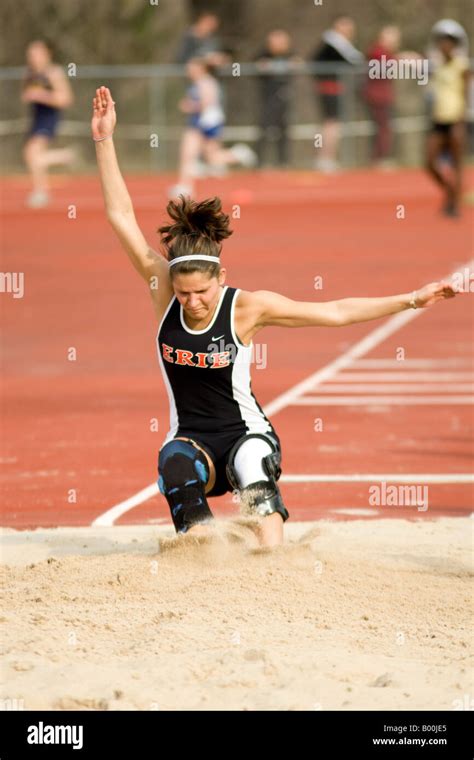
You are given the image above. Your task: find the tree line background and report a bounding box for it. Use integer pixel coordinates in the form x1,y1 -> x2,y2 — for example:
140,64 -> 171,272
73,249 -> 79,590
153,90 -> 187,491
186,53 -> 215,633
1,0 -> 473,67
0,0 -> 472,172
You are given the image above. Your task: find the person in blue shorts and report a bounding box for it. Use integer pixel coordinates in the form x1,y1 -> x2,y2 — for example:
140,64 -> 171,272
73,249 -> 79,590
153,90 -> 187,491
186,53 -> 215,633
169,58 -> 256,199
22,40 -> 75,208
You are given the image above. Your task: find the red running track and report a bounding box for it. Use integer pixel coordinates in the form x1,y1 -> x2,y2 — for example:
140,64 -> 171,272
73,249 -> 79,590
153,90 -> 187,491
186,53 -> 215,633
1,168 -> 473,529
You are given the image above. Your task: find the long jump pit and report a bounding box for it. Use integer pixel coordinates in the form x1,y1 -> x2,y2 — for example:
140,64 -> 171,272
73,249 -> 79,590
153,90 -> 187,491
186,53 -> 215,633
0,516 -> 472,712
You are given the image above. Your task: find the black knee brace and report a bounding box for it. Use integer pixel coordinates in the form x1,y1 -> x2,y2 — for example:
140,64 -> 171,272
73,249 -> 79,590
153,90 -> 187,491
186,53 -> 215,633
158,439 -> 214,533
226,433 -> 289,522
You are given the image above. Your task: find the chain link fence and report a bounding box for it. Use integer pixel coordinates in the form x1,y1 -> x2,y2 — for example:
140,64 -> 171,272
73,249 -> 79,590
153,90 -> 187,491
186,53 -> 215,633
1,62 -> 473,172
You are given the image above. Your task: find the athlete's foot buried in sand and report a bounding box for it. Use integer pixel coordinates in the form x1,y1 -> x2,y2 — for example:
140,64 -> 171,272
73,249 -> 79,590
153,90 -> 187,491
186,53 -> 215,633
185,512 -> 284,548
256,512 -> 284,547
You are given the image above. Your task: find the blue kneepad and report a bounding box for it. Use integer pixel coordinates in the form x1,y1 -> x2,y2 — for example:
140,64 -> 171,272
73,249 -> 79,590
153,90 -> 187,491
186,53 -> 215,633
158,439 -> 213,533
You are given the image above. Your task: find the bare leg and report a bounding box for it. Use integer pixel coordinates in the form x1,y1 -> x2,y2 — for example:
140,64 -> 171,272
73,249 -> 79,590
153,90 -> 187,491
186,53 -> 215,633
203,138 -> 239,168
23,135 -> 76,206
447,122 -> 466,213
203,139 -> 257,172
23,135 -> 50,193
176,128 -> 203,192
426,130 -> 450,190
321,119 -> 341,163
39,147 -> 76,169
257,512 -> 284,547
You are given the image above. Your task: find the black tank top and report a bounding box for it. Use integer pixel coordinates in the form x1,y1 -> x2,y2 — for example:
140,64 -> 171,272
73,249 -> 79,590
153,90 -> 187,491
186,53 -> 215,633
24,68 -> 58,117
156,285 -> 274,441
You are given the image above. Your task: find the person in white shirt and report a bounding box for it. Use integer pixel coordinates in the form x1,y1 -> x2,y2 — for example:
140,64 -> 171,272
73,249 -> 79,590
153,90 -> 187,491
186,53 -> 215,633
169,58 -> 256,199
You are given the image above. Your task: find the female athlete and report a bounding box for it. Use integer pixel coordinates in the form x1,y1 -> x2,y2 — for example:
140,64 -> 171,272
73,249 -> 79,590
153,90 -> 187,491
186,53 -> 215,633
22,40 -> 75,208
93,85 -> 459,547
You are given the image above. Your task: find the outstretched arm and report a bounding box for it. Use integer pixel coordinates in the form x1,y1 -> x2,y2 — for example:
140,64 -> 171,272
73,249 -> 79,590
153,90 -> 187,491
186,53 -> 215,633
250,281 -> 461,330
92,86 -> 172,297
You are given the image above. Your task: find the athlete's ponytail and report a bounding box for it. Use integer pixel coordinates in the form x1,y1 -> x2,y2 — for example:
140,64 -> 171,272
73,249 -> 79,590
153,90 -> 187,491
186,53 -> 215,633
158,195 -> 232,278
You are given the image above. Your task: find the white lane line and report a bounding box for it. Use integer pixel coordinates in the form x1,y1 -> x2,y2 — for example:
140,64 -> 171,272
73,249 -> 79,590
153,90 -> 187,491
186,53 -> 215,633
92,473 -> 473,526
316,384 -> 474,393
352,359 -> 473,368
326,372 -> 473,381
262,254 -> 473,419
92,484 -> 158,527
262,309 -> 426,417
292,396 -> 474,405
93,257 -> 474,526
280,474 -> 474,483
332,509 -> 380,516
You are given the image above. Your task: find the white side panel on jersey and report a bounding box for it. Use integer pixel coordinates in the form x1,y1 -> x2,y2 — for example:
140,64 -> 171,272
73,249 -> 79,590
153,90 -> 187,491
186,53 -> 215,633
230,289 -> 273,435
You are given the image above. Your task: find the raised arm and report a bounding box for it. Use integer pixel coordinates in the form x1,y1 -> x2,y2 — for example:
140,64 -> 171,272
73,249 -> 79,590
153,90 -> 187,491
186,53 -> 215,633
248,281 -> 460,331
92,86 -> 173,305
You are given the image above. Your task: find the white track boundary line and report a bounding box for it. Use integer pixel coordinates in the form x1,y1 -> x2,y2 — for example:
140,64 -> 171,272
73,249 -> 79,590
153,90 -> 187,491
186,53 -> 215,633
293,395 -> 474,405
281,474 -> 474,484
351,359 -> 473,368
315,384 -> 474,392
92,484 -> 159,527
326,372 -> 473,381
93,473 -> 473,527
92,258 -> 474,527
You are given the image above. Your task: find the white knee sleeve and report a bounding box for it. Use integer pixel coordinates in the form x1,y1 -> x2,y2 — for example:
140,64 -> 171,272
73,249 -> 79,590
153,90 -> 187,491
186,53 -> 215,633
233,437 -> 274,488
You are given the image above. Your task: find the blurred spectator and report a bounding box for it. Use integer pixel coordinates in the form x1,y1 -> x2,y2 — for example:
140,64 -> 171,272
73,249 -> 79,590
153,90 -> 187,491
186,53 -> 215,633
310,15 -> 363,172
169,58 -> 256,199
363,26 -> 400,167
175,11 -> 228,67
21,40 -> 75,208
426,20 -> 471,216
254,30 -> 301,167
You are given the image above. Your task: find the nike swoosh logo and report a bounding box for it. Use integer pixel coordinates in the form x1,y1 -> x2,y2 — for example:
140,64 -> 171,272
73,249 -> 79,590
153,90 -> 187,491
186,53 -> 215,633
212,334 -> 225,341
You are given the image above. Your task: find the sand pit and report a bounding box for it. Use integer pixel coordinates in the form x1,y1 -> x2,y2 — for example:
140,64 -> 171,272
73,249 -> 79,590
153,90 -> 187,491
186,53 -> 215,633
0,517 -> 472,711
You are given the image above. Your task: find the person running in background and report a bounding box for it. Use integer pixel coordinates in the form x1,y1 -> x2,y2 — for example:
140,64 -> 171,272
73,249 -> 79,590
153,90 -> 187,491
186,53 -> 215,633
254,29 -> 301,168
426,20 -> 470,217
169,58 -> 256,199
22,40 -> 75,208
174,11 -> 228,67
309,15 -> 364,173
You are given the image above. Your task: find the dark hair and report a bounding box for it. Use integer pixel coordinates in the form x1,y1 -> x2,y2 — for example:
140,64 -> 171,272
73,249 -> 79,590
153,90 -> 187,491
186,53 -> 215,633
437,33 -> 459,43
332,14 -> 354,26
187,56 -> 213,74
158,195 -> 232,279
196,11 -> 218,21
29,38 -> 56,58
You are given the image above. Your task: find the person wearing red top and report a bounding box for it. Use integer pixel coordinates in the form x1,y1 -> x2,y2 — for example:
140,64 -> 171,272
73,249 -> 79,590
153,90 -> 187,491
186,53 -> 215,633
363,26 -> 400,166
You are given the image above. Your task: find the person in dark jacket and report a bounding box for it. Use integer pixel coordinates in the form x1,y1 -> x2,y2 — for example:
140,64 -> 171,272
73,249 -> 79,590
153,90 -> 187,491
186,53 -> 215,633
174,11 -> 227,67
254,30 -> 300,167
310,15 -> 363,172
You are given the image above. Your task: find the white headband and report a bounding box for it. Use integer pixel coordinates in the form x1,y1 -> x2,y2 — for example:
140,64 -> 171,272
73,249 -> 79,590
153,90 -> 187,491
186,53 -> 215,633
168,255 -> 221,267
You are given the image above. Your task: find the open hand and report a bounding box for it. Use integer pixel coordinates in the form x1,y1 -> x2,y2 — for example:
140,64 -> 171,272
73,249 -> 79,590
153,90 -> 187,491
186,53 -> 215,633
91,85 -> 116,140
414,280 -> 462,308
